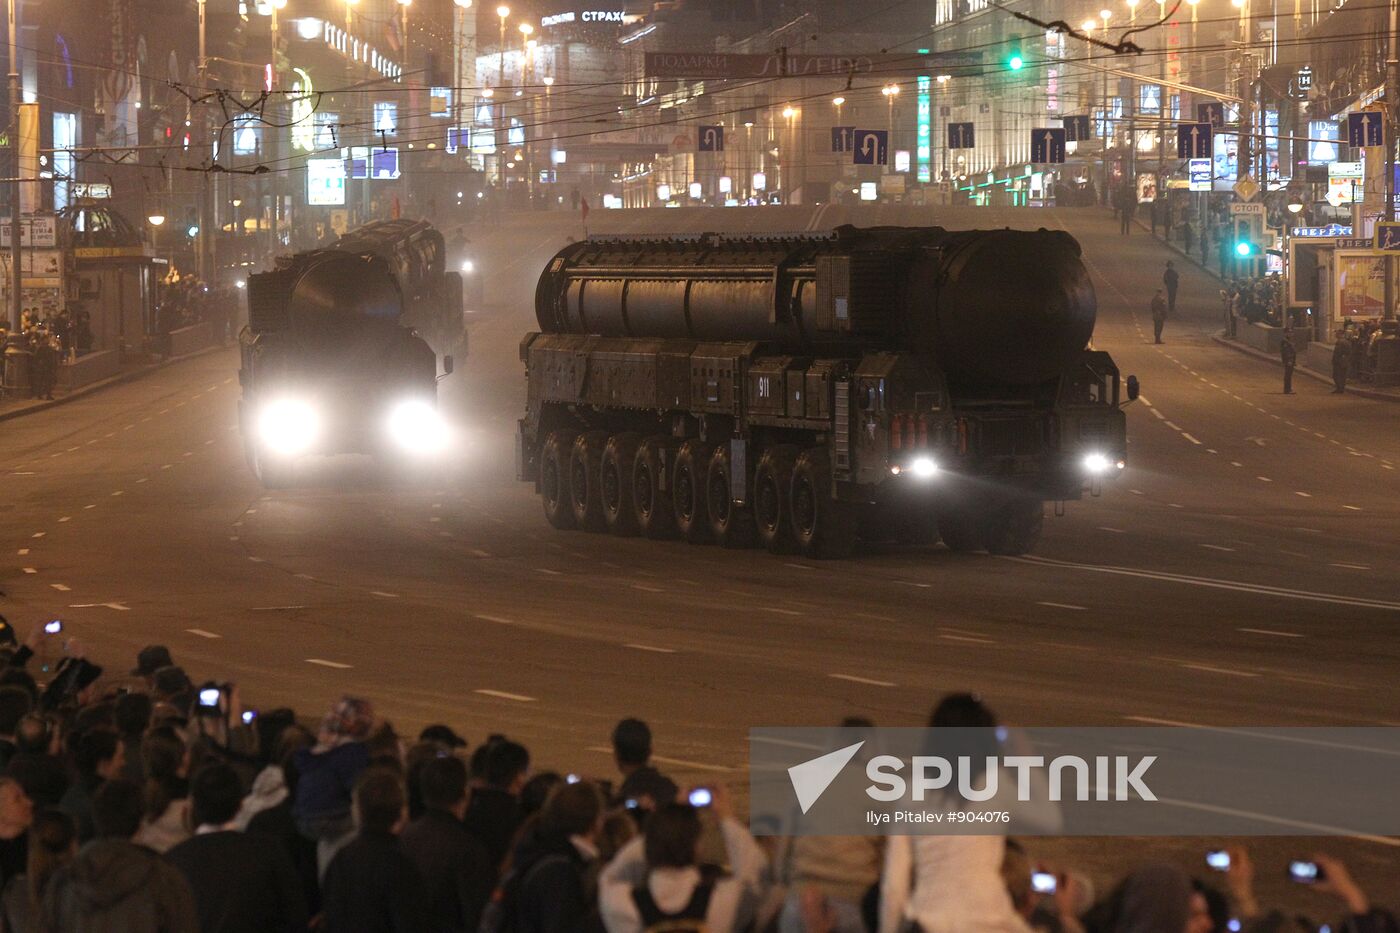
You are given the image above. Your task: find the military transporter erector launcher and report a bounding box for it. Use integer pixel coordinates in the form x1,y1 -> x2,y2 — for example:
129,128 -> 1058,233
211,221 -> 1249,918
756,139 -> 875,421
517,225 -> 1135,558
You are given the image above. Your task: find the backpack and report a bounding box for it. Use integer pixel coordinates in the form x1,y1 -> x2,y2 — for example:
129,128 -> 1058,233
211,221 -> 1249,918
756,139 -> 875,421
630,871 -> 717,933
477,853 -> 572,933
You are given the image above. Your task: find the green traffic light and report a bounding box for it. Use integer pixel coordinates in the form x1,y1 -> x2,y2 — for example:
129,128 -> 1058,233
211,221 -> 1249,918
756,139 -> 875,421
1008,54 -> 1024,70
1235,242 -> 1254,257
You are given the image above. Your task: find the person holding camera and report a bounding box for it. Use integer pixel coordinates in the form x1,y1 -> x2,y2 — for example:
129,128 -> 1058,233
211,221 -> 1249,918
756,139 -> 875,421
599,785 -> 768,933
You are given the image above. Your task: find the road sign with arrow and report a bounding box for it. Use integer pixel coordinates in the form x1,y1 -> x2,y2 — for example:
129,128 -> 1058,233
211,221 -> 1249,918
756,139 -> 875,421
698,125 -> 724,152
1347,111 -> 1384,147
947,122 -> 974,149
1196,102 -> 1224,126
1030,128 -> 1065,164
852,129 -> 889,165
1176,122 -> 1212,159
1061,115 -> 1090,142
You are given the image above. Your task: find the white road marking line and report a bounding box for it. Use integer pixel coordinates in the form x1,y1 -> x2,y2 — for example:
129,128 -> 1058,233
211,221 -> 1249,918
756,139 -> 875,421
1230,461 -> 1243,467
49,584 -> 70,592
784,562 -> 816,571
30,532 -> 44,538
67,602 -> 129,611
57,517 -> 70,523
939,633 -> 996,644
293,573 -> 315,580
829,673 -> 897,687
8,472 -> 34,476
474,689 -> 535,702
631,583 -> 664,593
186,629 -> 221,639
1037,601 -> 1087,610
1129,489 -> 1144,495
624,643 -> 677,653
469,549 -> 492,558
474,614 -> 520,626
84,504 -> 95,509
110,491 -> 123,497
1168,503 -> 1184,509
161,464 -> 172,470
21,568 -> 36,574
1239,627 -> 1304,638
250,606 -> 306,611
854,611 -> 897,622
306,659 -> 353,670
370,591 -> 400,598
16,549 -> 27,556
1149,409 -> 1165,421
1181,662 -> 1260,678
247,556 -> 265,563
65,446 -> 79,452
761,606 -> 803,616
1256,476 -> 1272,482
1181,433 -> 1202,445
1344,505 -> 1362,511
895,580 -> 932,588
1206,448 -> 1218,454
536,567 -> 563,575
1330,562 -> 1371,571
1200,544 -> 1235,552
135,478 -> 147,484
1295,491 -> 1312,498
1098,526 -> 1125,534
1009,554 -> 1400,612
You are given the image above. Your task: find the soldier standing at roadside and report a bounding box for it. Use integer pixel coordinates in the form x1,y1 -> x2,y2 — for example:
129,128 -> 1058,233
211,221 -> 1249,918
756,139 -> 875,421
1332,329 -> 1351,393
1151,289 -> 1168,344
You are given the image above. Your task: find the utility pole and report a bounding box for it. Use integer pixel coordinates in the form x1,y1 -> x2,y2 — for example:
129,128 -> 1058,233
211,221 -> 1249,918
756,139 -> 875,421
7,0 -> 19,331
1385,0 -> 1397,319
197,0 -> 210,283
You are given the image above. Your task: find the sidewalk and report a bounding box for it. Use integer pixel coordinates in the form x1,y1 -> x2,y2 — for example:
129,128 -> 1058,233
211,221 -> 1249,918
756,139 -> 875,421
1122,207 -> 1400,404
0,343 -> 227,424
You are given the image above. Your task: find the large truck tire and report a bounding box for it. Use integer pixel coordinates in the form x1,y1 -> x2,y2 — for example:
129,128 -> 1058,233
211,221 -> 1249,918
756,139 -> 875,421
672,440 -> 715,544
248,440 -> 295,490
569,431 -> 610,531
633,437 -> 677,539
753,445 -> 799,553
601,433 -> 642,537
790,449 -> 854,559
540,431 -> 579,530
983,497 -> 1044,556
706,444 -> 755,549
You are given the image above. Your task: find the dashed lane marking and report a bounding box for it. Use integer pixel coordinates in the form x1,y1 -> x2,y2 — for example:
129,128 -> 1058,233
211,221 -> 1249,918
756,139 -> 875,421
185,629 -> 221,639
761,606 -> 803,616
623,643 -> 677,654
474,614 -> 520,626
49,584 -> 70,592
535,568 -> 563,576
895,580 -> 932,588
829,673 -> 897,687
784,562 -> 816,571
21,568 -> 36,574
1344,505 -> 1363,511
370,591 -> 400,598
306,659 -> 353,670
1181,433 -> 1202,445
16,549 -> 27,556
1239,627 -> 1304,638
1330,562 -> 1371,571
1256,476 -> 1272,483
67,602 -> 129,611
1200,544 -> 1236,552
1037,601 -> 1087,611
1295,491 -> 1312,498
631,583 -> 665,593
30,532 -> 43,538
1098,526 -> 1126,534
474,689 -> 536,702
57,517 -> 70,523
939,633 -> 997,644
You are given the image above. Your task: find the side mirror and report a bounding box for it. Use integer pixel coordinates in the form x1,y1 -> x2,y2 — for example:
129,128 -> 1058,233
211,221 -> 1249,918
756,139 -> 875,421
1126,374 -> 1140,402
442,355 -> 454,376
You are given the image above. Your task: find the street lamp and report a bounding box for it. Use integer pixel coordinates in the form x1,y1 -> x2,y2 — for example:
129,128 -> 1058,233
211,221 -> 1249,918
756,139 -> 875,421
497,4 -> 510,86
1126,0 -> 1137,25
147,214 -> 166,227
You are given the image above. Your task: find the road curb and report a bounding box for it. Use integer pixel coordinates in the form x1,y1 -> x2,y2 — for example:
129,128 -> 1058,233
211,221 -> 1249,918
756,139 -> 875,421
1209,334 -> 1400,403
0,343 -> 228,424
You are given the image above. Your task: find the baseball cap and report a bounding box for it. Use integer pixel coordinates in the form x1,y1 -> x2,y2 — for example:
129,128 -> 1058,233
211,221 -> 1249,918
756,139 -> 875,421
133,645 -> 174,677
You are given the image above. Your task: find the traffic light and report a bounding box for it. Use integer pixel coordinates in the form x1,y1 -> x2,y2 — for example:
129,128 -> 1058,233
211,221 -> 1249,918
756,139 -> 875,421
1006,48 -> 1025,71
1232,219 -> 1260,267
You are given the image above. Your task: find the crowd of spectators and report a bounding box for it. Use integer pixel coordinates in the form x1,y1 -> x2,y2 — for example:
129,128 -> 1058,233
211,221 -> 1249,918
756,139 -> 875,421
155,276 -> 240,344
0,621 -> 1389,933
1221,276 -> 1289,332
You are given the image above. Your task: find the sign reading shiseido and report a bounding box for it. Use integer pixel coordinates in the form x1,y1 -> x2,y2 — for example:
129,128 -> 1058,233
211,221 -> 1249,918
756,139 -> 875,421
540,9 -> 625,26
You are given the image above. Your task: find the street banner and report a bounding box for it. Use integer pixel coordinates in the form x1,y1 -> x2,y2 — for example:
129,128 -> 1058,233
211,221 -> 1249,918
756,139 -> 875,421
643,50 -> 983,80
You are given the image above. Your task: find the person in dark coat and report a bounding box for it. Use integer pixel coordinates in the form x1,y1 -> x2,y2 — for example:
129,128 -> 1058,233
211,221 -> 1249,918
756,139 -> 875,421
1280,330 -> 1297,394
58,731 -> 124,843
37,779 -> 198,933
166,763 -> 307,933
462,740 -> 528,871
1163,261 -> 1180,314
1332,330 -> 1351,393
502,781 -> 605,933
399,755 -> 493,933
1151,290 -> 1168,344
320,768 -> 426,933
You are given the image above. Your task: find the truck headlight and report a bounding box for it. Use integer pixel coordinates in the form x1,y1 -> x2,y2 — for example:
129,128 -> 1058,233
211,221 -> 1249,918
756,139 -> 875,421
1082,452 -> 1124,474
460,260 -> 474,274
387,399 -> 450,455
909,456 -> 939,478
257,398 -> 320,457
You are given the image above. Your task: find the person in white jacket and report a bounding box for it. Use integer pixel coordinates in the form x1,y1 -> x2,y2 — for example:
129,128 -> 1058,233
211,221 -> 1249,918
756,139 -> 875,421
879,694 -> 1061,933
600,785 -> 768,933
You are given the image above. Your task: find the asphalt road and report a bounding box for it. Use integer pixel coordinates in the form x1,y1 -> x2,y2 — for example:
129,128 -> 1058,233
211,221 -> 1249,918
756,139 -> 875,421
2,203 -> 1397,910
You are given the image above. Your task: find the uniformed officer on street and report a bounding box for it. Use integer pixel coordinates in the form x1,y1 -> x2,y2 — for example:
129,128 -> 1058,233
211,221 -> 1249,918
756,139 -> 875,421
1332,329 -> 1351,394
1151,289 -> 1168,344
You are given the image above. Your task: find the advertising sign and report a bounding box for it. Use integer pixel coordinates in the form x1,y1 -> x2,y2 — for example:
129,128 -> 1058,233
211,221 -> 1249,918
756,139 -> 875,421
1188,158 -> 1212,192
306,157 -> 346,206
1336,252 -> 1385,318
429,88 -> 452,118
644,50 -> 983,80
1326,161 -> 1363,206
0,216 -> 57,248
1136,173 -> 1157,204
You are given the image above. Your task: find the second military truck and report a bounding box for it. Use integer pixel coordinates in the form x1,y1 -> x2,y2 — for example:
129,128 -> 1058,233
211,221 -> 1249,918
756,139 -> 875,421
517,225 -> 1133,557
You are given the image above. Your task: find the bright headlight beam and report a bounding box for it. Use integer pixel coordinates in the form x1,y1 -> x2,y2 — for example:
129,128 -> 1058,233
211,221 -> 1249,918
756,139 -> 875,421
257,398 -> 320,457
460,259 -> 474,274
1082,452 -> 1112,474
910,456 -> 939,478
387,399 -> 450,455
